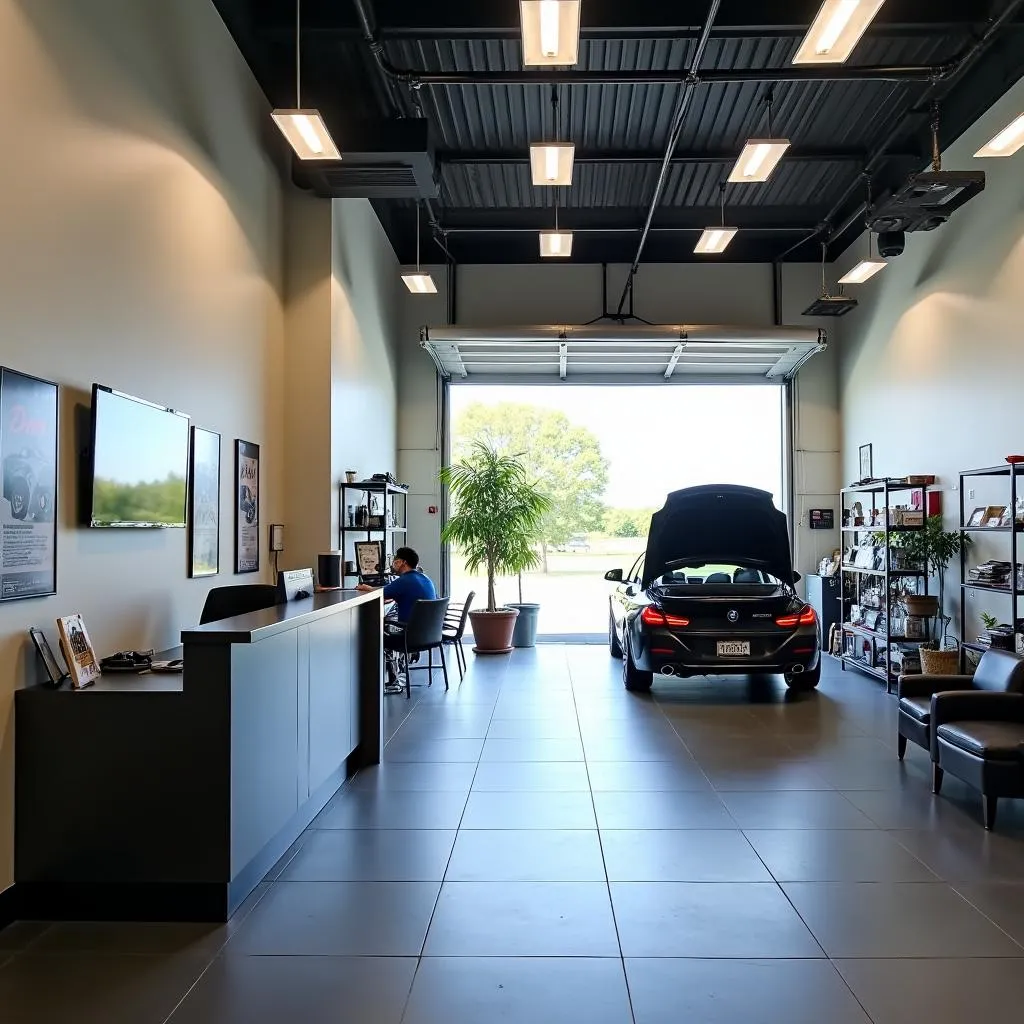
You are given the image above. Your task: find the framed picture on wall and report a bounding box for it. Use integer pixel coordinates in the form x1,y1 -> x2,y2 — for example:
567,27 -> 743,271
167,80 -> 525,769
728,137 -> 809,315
0,367 -> 59,602
859,443 -> 873,482
188,427 -> 221,578
234,439 -> 260,574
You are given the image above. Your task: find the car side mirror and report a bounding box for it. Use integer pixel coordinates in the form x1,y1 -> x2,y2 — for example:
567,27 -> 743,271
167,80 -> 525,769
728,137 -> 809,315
604,569 -> 624,583
793,571 -> 802,584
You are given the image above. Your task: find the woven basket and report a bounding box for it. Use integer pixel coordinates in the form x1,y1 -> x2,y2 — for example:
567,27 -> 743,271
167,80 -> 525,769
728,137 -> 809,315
920,648 -> 960,675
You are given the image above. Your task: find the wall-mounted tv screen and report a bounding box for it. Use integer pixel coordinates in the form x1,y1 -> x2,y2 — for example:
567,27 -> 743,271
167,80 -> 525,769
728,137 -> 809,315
88,385 -> 190,528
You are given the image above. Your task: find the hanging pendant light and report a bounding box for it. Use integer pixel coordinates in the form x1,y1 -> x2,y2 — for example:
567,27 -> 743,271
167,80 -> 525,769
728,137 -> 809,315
729,91 -> 789,184
695,183 -> 738,254
540,188 -> 572,257
975,112 -> 1024,158
839,178 -> 887,284
271,0 -> 340,160
402,203 -> 437,294
530,86 -> 575,185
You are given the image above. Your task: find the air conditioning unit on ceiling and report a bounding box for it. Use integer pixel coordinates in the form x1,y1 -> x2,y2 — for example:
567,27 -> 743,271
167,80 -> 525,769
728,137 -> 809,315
867,171 -> 985,234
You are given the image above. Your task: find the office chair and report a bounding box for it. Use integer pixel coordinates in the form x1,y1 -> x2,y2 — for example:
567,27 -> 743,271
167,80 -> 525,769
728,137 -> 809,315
385,597 -> 450,698
200,584 -> 279,625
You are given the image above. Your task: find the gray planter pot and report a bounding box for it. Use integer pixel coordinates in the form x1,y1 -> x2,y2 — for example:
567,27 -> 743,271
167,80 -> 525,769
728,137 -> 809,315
508,603 -> 541,648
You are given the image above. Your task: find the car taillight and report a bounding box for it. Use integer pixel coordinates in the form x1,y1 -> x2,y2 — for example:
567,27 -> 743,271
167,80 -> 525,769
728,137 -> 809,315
776,605 -> 816,628
641,607 -> 690,628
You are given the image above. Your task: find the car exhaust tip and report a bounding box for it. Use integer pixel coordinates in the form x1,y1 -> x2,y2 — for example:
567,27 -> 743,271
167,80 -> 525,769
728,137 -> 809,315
788,663 -> 805,674
660,665 -> 676,676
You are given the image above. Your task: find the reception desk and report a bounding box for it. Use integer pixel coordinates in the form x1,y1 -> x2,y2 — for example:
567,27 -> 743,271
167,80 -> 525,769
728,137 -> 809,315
15,589 -> 383,922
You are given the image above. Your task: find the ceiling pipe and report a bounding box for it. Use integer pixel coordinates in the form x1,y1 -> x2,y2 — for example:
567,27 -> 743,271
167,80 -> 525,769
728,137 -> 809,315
615,0 -> 721,318
438,147 -> 913,165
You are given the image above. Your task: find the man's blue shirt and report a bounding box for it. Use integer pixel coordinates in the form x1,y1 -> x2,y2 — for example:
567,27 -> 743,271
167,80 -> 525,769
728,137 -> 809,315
383,569 -> 437,622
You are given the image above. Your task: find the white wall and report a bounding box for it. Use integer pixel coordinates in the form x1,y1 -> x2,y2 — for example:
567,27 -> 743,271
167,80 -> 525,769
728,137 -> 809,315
837,75 -> 1024,640
398,261 -> 842,594
0,0 -> 401,899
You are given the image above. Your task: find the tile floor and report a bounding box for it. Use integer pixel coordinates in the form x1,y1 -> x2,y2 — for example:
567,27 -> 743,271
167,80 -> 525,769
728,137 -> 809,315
3,646 -> 1024,1023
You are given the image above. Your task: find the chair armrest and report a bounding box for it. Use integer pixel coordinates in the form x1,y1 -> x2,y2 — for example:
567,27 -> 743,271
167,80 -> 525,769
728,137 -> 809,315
898,674 -> 974,700
931,690 -> 1024,726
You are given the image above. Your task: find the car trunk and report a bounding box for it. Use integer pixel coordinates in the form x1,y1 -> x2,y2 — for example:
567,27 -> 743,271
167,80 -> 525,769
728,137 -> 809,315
655,586 -> 795,633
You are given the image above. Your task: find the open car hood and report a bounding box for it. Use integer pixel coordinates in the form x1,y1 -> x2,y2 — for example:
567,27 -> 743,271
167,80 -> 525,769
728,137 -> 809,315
641,484 -> 794,588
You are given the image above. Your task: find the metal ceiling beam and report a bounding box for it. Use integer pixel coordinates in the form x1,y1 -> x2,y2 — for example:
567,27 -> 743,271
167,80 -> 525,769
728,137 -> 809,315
437,147 -> 920,166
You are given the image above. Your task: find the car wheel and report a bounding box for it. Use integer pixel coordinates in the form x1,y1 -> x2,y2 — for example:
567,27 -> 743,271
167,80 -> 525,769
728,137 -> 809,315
609,606 -> 623,659
622,632 -> 653,692
785,663 -> 821,691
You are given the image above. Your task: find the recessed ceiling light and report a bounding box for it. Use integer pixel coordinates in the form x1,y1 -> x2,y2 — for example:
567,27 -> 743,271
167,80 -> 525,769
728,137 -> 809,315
694,227 -> 738,255
529,143 -> 575,186
402,273 -> 437,294
271,110 -> 341,160
520,1 -> 581,66
793,0 -> 886,65
539,231 -> 573,257
838,259 -> 887,285
728,140 -> 791,184
975,113 -> 1024,158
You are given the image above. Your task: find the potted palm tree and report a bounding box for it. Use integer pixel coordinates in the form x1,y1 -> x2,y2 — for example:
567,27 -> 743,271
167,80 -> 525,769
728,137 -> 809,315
440,442 -> 551,654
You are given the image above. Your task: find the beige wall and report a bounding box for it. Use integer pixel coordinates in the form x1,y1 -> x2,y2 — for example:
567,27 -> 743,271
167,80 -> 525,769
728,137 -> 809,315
398,261 -> 841,592
837,76 -> 1024,641
0,0 -> 400,898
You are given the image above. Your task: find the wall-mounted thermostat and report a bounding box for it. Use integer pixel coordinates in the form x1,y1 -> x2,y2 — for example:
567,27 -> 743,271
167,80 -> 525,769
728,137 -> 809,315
269,524 -> 285,551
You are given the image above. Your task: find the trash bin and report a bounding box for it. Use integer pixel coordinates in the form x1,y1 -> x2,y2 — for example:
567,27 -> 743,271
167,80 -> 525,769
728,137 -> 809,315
508,603 -> 540,648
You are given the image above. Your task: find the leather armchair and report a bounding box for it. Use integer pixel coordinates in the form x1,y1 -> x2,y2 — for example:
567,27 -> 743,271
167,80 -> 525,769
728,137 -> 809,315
897,649 -> 1024,761
930,689 -> 1024,829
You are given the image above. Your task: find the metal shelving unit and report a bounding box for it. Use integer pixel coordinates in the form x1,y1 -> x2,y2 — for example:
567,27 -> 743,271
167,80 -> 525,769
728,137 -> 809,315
958,463 -> 1024,669
338,481 -> 409,584
840,480 -> 931,693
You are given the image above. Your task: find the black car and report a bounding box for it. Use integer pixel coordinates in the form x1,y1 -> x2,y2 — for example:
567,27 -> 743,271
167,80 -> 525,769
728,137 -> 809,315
606,485 -> 820,692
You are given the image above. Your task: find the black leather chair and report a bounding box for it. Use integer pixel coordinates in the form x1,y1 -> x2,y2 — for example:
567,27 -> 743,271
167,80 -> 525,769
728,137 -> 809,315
931,688 -> 1024,829
897,648 -> 1024,760
200,584 -> 279,625
443,591 -> 475,681
385,597 -> 450,698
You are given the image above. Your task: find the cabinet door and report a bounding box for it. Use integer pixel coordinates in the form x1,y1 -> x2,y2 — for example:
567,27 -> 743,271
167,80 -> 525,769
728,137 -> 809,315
308,613 -> 356,794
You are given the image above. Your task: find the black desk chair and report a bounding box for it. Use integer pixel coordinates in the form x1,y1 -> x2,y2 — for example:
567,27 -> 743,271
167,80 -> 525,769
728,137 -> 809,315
443,591 -> 475,681
200,584 -> 279,625
385,597 -> 450,698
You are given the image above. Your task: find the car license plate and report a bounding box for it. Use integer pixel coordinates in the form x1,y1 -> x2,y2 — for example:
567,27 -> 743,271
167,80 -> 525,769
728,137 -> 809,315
717,641 -> 750,657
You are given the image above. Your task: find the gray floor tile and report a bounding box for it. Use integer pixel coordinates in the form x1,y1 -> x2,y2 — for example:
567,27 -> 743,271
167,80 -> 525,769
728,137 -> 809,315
226,881 -> 441,956
480,737 -> 585,762
744,829 -> 938,881
703,760 -> 835,791
586,760 -> 713,792
611,882 -> 824,958
313,790 -> 468,830
835,958 -> 1024,1024
167,955 -> 417,1024
486,716 -> 581,739
396,719 -> 491,741
348,762 -> 478,793
446,829 -> 606,881
593,790 -> 736,830
471,760 -> 591,792
627,958 -> 871,1024
782,882 -> 1024,957
461,790 -> 596,829
424,882 -> 619,956
720,790 -> 876,829
891,827 -> 1024,881
0,921 -> 51,951
279,829 -> 456,881
952,883 -> 1024,945
840,784 -> 982,830
403,957 -> 633,1024
0,952 -> 206,1024
602,830 -> 773,882
383,737 -> 485,763
583,736 -> 693,762
28,920 -> 238,959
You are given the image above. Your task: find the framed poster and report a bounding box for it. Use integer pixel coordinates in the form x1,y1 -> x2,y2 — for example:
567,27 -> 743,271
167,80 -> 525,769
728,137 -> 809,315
234,438 -> 260,574
858,443 -> 873,482
188,427 -> 220,577
1,367 -> 58,602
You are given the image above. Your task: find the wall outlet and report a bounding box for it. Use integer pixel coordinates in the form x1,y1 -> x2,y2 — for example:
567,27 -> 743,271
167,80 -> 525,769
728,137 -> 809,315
269,523 -> 285,551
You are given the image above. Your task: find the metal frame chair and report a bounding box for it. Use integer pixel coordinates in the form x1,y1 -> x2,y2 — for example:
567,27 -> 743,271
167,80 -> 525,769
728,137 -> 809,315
443,591 -> 475,681
384,597 -> 450,698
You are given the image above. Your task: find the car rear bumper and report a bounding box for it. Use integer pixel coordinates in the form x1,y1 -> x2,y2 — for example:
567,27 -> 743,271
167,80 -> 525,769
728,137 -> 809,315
631,626 -> 820,677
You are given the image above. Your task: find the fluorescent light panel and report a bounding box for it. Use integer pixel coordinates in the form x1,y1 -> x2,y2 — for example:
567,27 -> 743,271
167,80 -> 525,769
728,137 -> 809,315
520,1 -> 581,66
838,259 -> 887,284
402,273 -> 437,294
793,0 -> 886,65
694,227 -> 738,254
539,231 -> 573,257
728,139 -> 790,183
529,143 -> 575,185
271,109 -> 340,160
975,113 -> 1024,157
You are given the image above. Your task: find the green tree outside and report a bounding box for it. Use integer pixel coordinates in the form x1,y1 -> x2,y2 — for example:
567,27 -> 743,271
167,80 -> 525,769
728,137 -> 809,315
452,402 -> 609,572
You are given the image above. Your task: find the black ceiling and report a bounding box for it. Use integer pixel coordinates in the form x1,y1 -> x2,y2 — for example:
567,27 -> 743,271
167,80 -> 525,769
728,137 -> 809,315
213,1 -> 1024,266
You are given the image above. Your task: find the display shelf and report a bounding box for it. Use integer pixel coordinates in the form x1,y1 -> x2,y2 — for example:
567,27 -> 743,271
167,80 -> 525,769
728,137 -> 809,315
841,566 -> 926,578
338,480 -> 410,578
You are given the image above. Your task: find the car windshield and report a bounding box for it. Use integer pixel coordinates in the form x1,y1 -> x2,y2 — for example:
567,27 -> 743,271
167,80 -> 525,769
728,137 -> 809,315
652,563 -> 784,587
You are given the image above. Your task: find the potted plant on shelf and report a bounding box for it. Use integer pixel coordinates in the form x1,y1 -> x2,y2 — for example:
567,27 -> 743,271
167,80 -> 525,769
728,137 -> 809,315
440,442 -> 551,654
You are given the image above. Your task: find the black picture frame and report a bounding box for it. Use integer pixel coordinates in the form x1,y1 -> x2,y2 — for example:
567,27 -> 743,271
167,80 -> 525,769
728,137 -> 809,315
1,367 -> 59,602
859,443 -> 873,482
234,438 -> 260,574
29,626 -> 69,687
188,426 -> 221,578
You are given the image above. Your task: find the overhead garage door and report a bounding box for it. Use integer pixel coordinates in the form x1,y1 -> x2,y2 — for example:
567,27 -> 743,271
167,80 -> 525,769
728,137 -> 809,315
420,324 -> 826,383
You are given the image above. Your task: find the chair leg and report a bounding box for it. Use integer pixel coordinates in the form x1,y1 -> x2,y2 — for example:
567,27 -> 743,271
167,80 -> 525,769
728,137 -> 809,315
932,763 -> 944,794
897,734 -> 907,760
427,647 -> 433,685
983,794 -> 998,830
457,643 -> 465,680
439,643 -> 449,691
404,639 -> 411,699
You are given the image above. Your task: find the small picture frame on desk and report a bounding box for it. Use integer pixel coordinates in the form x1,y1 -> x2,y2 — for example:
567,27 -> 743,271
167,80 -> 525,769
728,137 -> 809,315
967,507 -> 986,528
29,627 -> 69,687
859,443 -> 873,482
984,505 -> 1007,528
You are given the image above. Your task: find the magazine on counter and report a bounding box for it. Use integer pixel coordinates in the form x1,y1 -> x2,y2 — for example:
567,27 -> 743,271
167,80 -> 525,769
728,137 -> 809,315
56,613 -> 99,689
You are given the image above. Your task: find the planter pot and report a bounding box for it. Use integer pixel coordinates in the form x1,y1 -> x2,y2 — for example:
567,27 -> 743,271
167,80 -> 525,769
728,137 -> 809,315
904,595 -> 939,618
469,608 -> 519,655
508,603 -> 541,648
